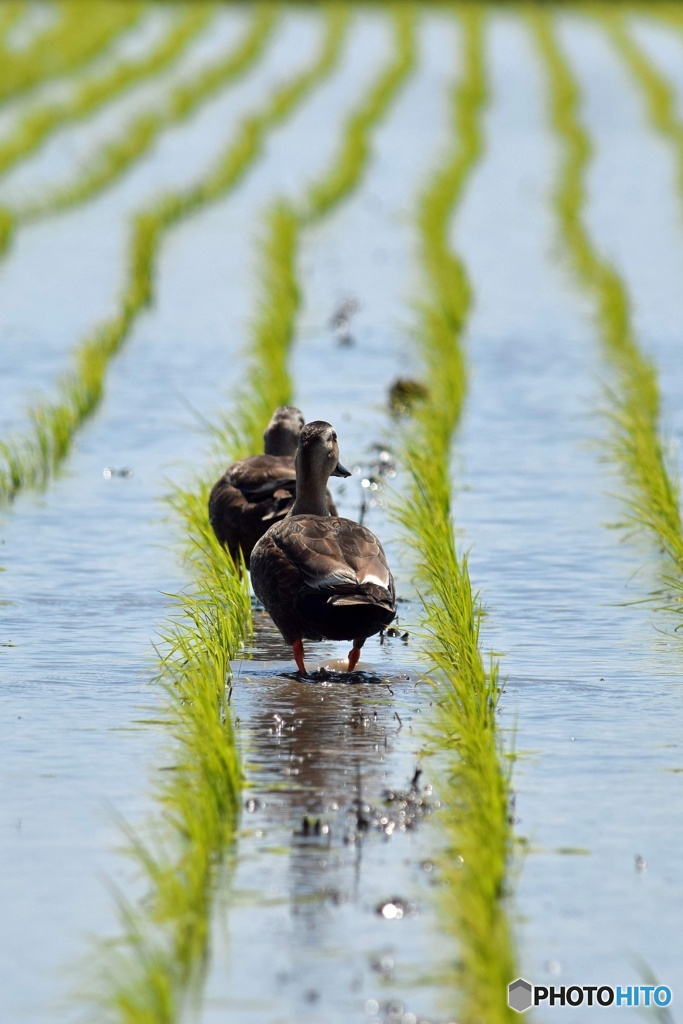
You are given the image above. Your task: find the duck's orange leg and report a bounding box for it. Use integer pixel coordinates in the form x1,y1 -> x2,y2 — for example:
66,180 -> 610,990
292,638 -> 307,676
347,645 -> 362,673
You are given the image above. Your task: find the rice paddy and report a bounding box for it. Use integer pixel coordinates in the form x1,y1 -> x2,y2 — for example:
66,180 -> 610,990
2,3 -> 683,1023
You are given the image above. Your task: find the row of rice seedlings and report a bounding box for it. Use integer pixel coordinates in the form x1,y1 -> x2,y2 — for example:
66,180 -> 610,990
0,1 -> 144,106
180,1 -> 417,555
0,5 -> 347,505
302,1 -> 416,221
90,11 -> 419,1015
210,1 -> 417,458
530,11 -> 683,573
83,505 -> 252,1024
0,4 -> 213,181
82,14 -> 358,1022
93,11 -> 422,1017
601,11 -> 683,195
0,5 -> 278,254
393,8 -> 517,1022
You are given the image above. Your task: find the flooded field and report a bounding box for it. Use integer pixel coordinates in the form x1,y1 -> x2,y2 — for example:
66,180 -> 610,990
1,3 -> 682,1023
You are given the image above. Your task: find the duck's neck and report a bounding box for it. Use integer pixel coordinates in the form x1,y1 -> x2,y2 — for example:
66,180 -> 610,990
290,464 -> 331,517
264,429 -> 297,457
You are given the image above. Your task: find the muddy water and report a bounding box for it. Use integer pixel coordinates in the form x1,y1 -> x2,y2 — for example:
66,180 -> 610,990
453,12 -> 683,1008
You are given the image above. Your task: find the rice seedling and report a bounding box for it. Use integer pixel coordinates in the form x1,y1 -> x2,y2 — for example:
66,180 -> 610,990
530,10 -> 683,575
212,1 -> 417,456
0,4 -> 348,505
302,2 -> 416,221
0,5 -> 278,256
214,203 -> 300,461
14,5 -> 279,226
601,11 -> 683,204
0,5 -> 213,181
392,8 -> 517,1021
0,1 -> 144,105
88,12 -> 418,1018
84,489 -> 251,1024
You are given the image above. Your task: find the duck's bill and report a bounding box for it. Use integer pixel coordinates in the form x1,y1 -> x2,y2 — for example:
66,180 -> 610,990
332,461 -> 352,478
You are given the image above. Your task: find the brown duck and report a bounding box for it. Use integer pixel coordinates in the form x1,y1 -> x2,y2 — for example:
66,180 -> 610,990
250,421 -> 396,675
209,407 -> 337,568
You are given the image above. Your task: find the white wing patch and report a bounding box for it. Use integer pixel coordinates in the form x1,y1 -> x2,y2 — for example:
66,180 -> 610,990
358,572 -> 388,588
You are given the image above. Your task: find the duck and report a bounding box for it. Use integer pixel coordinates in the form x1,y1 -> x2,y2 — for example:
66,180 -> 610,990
250,421 -> 396,675
209,407 -> 338,569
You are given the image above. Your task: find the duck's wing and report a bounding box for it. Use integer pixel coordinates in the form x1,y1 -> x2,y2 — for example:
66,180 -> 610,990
228,454 -> 296,505
210,455 -> 297,564
273,516 -> 393,595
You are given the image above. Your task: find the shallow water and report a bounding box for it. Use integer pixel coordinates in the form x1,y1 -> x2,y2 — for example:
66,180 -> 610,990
0,7 -> 175,137
196,14 -> 460,1023
0,11 -> 453,1023
454,12 -> 683,1007
2,5 -> 683,1023
0,8 -> 319,436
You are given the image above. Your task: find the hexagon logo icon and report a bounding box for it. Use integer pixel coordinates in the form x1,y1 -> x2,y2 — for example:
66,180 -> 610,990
508,978 -> 533,1013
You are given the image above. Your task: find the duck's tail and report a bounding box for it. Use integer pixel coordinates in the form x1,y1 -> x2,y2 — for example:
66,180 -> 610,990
327,583 -> 394,614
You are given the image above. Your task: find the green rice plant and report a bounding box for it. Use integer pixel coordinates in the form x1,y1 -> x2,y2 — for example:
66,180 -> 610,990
0,1 -> 144,105
302,2 -> 416,221
393,8 -> 517,1021
216,202 -> 300,461
213,2 -> 417,458
88,12 -> 418,1017
86,493 -> 251,1024
0,5 -> 348,505
601,11 -> 683,214
0,5 -> 213,181
14,4 -> 278,228
530,10 -> 683,572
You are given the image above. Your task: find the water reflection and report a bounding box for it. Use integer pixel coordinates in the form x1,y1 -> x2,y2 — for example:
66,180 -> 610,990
219,614 -> 442,1023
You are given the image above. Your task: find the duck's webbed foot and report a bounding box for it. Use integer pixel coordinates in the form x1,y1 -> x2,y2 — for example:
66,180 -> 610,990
292,638 -> 308,676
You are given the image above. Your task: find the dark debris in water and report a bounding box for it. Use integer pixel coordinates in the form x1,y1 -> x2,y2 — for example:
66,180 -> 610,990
345,767 -> 439,843
387,376 -> 429,417
329,296 -> 360,346
295,815 -> 331,839
381,626 -> 410,642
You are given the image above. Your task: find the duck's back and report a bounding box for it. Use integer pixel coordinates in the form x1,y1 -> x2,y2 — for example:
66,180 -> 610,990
209,454 -> 297,565
251,515 -> 395,643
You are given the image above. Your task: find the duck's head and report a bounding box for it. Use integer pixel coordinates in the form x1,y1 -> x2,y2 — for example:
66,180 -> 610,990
263,406 -> 306,456
295,421 -> 351,483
